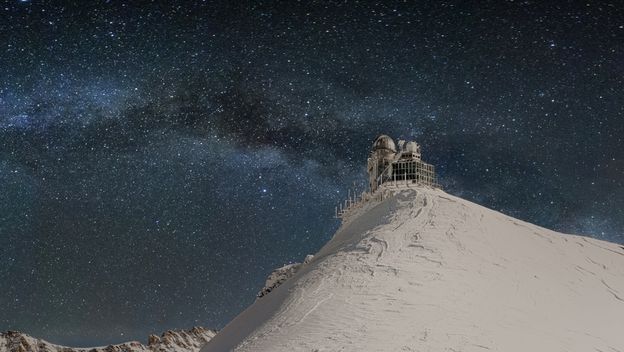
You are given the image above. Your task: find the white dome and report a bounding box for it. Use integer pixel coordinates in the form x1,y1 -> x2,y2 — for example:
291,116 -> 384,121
404,141 -> 419,153
372,135 -> 396,153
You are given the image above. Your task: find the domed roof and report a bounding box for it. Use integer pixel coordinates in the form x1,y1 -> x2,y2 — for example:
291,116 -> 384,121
372,134 -> 397,153
404,141 -> 420,153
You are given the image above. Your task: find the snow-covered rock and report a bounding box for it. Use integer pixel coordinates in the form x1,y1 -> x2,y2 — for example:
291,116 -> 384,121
257,255 -> 314,299
0,327 -> 216,352
202,186 -> 624,352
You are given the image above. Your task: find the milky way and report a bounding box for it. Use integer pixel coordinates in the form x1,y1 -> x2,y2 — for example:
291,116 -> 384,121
1,0 -> 623,346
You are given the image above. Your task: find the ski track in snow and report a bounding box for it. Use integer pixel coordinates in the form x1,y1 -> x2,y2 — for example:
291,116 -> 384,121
202,187 -> 624,352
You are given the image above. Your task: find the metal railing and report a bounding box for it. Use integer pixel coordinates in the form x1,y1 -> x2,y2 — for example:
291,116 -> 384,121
336,160 -> 440,220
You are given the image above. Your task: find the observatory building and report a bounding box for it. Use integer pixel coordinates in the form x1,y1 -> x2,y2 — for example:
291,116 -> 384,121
367,135 -> 438,192
335,134 -> 438,219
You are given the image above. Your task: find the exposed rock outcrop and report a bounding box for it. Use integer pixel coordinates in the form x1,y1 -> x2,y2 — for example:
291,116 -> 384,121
257,255 -> 314,298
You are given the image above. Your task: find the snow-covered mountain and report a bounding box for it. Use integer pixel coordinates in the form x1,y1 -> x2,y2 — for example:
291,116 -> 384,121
0,327 -> 216,352
202,186 -> 624,351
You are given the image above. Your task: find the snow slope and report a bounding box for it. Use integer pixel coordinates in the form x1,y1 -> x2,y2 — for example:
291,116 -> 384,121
202,186 -> 624,352
0,327 -> 216,352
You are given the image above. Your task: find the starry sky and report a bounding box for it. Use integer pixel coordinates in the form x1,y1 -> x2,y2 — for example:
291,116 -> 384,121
1,0 -> 623,346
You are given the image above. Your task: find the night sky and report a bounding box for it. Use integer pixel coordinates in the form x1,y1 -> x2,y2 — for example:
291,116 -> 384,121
1,0 -> 623,346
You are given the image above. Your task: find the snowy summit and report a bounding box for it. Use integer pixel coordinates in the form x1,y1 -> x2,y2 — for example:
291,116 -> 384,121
202,136 -> 624,351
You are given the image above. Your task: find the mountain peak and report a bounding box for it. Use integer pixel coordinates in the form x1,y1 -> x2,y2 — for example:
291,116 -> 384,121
0,327 -> 216,352
203,187 -> 624,351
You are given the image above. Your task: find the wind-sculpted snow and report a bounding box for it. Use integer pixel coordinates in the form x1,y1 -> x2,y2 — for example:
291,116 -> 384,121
0,327 -> 216,352
202,187 -> 624,352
